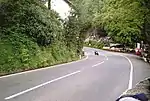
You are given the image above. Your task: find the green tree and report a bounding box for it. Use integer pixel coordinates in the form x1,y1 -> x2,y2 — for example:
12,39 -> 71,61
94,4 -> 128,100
140,0 -> 150,44
0,0 -> 80,75
71,0 -> 150,46
64,11 -> 86,55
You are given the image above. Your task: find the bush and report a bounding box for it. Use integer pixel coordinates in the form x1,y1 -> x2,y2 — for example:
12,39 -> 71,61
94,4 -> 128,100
0,0 -> 63,46
0,0 -> 79,75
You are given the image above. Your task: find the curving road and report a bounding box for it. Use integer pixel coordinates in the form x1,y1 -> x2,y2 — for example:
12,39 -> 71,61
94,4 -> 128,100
0,47 -> 150,101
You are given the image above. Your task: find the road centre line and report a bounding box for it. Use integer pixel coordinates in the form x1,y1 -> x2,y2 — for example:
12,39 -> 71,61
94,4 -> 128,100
92,61 -> 105,67
103,55 -> 108,60
106,57 -> 108,60
98,53 -> 108,61
5,71 -> 81,100
104,55 -> 108,60
4,51 -> 105,100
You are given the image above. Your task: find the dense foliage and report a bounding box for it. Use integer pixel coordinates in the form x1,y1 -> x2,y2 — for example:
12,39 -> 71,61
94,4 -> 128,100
0,0 -> 82,75
98,0 -> 144,45
71,0 -> 150,46
64,12 -> 87,55
141,0 -> 150,45
0,0 -> 63,46
85,40 -> 104,49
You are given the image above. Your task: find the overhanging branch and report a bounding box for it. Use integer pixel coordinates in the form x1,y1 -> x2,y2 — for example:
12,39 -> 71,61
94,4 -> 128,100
63,0 -> 78,11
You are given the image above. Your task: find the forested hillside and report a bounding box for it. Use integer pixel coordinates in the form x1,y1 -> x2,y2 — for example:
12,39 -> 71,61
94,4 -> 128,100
0,0 -> 84,75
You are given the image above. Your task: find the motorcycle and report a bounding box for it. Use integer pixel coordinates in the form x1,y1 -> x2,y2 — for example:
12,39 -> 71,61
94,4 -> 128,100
94,51 -> 99,55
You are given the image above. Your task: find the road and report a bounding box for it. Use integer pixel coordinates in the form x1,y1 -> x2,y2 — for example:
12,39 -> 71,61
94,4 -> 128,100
0,47 -> 150,101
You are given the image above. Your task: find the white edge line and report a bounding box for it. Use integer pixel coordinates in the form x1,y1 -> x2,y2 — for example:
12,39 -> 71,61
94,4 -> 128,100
5,70 -> 81,100
92,61 -> 104,67
118,55 -> 133,98
0,55 -> 88,79
121,55 -> 133,90
94,49 -> 133,97
121,76 -> 150,97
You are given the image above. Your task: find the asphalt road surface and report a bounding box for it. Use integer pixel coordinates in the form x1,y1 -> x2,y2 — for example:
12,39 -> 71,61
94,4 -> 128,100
0,47 -> 150,101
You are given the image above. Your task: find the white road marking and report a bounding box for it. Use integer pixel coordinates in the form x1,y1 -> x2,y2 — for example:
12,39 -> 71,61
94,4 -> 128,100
104,55 -> 108,61
106,57 -> 108,60
105,55 -> 108,60
92,61 -> 105,67
111,54 -> 134,98
98,53 -> 108,61
5,70 -> 81,100
121,55 -> 133,89
0,55 -> 88,79
90,48 -> 134,98
121,76 -> 150,96
110,53 -> 133,90
116,54 -> 134,98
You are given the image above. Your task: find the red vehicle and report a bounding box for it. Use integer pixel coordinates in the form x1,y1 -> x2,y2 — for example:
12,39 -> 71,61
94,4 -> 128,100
135,48 -> 142,56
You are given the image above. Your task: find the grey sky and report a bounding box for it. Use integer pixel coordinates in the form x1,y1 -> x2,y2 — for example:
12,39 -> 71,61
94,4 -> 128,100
44,0 -> 71,19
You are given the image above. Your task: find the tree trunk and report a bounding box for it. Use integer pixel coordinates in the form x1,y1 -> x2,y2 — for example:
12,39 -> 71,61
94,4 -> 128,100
48,0 -> 51,10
